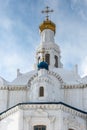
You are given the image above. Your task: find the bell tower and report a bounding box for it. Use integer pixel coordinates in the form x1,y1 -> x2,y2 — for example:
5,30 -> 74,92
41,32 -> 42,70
35,6 -> 63,70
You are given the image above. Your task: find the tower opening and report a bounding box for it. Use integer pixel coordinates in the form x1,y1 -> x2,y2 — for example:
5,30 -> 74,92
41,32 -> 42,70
38,57 -> 40,64
45,54 -> 50,65
54,55 -> 58,67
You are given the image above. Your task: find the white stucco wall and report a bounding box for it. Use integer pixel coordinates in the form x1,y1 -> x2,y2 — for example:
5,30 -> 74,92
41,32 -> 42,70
0,90 -> 8,112
64,88 -> 83,109
83,88 -> 87,111
28,69 -> 62,102
0,110 -> 21,130
8,90 -> 27,108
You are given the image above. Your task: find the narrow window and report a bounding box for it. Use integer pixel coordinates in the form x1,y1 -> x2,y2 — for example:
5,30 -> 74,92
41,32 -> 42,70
39,87 -> 44,97
54,55 -> 58,67
38,57 -> 40,64
34,125 -> 46,130
45,54 -> 50,65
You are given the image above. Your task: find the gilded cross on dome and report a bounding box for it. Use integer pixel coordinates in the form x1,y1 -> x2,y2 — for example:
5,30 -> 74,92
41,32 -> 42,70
39,7 -> 56,34
42,6 -> 54,20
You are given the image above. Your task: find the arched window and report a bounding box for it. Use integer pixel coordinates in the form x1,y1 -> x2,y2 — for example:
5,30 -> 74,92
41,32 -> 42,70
39,87 -> 44,97
54,55 -> 58,67
34,125 -> 46,130
45,54 -> 50,65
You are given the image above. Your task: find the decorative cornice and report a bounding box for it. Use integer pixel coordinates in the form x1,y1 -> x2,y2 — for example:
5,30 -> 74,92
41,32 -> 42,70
0,106 -> 18,120
62,84 -> 87,89
28,73 -> 38,87
28,70 -> 87,89
48,71 -> 64,85
31,76 -> 54,86
27,70 -> 87,89
28,70 -> 64,87
0,85 -> 27,91
0,102 -> 86,121
37,47 -> 60,54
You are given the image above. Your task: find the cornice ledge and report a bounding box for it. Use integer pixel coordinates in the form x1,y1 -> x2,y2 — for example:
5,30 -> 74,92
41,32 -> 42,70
18,104 -> 87,118
0,85 -> 27,90
63,105 -> 85,118
0,104 -> 86,121
0,106 -> 19,120
37,45 -> 60,53
63,84 -> 87,89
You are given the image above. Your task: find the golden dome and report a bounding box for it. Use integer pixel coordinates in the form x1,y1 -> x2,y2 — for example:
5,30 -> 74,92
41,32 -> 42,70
39,19 -> 56,34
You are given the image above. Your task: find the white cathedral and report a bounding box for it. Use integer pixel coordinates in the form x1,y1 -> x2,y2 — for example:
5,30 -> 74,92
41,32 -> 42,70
0,7 -> 87,130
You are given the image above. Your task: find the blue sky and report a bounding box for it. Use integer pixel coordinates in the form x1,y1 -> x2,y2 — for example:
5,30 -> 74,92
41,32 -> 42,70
0,0 -> 87,81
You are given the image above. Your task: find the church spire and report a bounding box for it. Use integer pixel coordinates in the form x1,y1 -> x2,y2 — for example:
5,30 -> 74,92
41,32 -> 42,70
39,6 -> 56,34
35,7 -> 63,70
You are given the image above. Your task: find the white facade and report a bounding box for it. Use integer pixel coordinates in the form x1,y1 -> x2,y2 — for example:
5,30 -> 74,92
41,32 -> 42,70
0,17 -> 87,130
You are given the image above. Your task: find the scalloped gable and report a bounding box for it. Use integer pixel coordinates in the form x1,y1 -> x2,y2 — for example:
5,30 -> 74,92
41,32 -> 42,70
52,68 -> 82,85
7,68 -> 85,86
9,70 -> 37,86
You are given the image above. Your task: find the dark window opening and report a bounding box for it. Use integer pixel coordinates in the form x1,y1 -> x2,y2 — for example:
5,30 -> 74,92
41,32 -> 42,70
39,87 -> 44,97
38,57 -> 40,64
45,54 -> 50,65
54,55 -> 58,67
34,125 -> 46,130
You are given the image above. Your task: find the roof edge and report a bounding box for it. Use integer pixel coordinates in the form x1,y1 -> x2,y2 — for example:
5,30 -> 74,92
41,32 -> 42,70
0,102 -> 87,117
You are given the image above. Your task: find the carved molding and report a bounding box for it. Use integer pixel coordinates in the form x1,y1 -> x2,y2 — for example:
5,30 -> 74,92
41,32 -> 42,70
62,84 -> 87,89
0,106 -> 18,120
28,71 -> 60,86
32,108 -> 49,118
28,73 -> 38,87
0,104 -> 86,121
0,85 -> 27,91
48,71 -> 64,85
31,76 -> 54,86
37,45 -> 60,54
48,116 -> 56,123
27,70 -> 64,87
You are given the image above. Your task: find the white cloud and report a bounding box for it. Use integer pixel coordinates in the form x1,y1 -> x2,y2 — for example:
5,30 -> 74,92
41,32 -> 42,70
70,0 -> 87,21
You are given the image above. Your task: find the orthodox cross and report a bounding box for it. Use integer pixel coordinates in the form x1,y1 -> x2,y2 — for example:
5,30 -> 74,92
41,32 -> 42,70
42,6 -> 54,20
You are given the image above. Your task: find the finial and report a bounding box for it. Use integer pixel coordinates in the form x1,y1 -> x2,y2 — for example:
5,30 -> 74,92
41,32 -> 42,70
42,6 -> 54,20
17,68 -> 22,77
